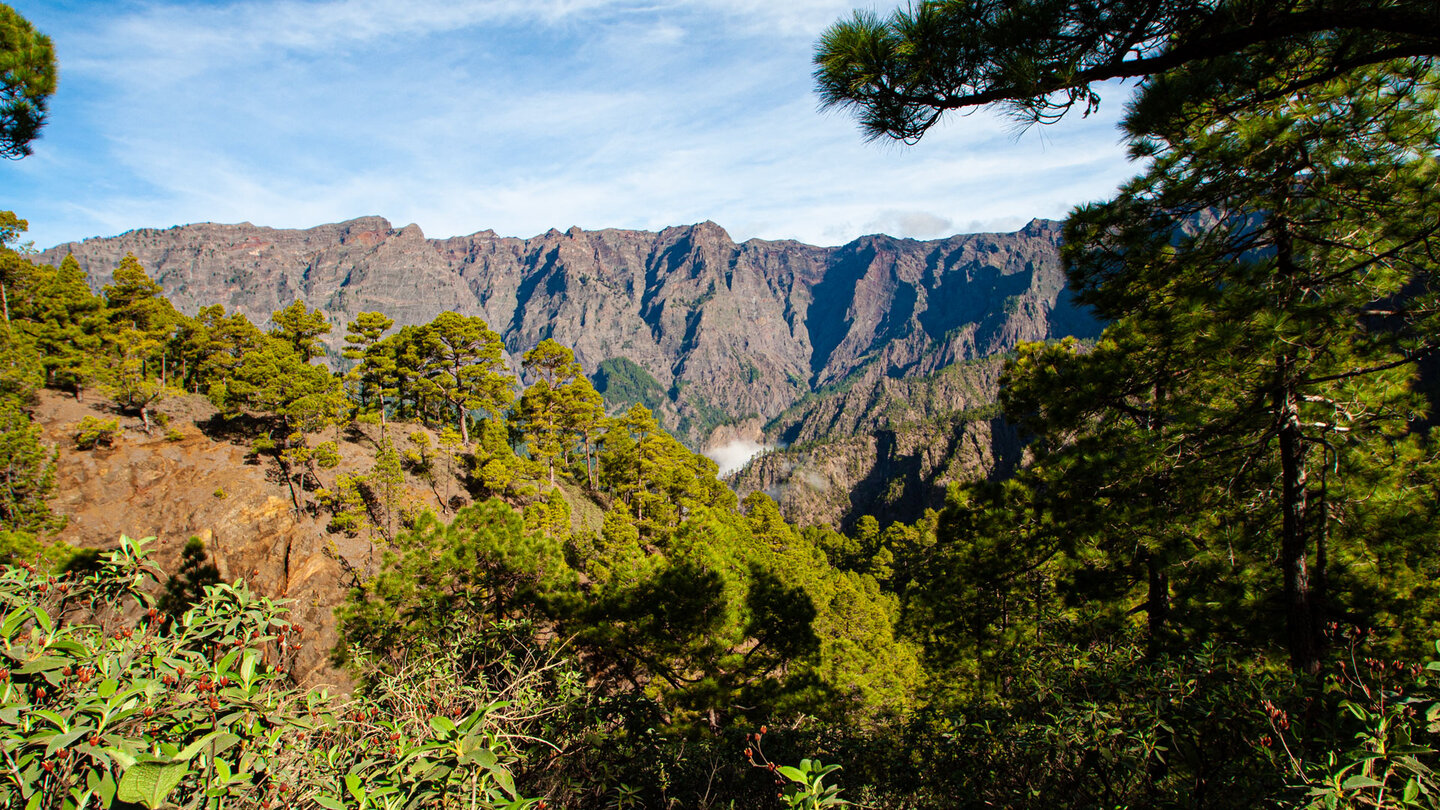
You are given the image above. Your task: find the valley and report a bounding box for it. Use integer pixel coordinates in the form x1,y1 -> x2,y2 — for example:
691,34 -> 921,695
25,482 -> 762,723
42,216 -> 1099,528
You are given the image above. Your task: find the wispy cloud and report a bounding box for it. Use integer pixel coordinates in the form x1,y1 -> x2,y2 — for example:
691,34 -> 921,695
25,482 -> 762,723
9,1 -> 1137,250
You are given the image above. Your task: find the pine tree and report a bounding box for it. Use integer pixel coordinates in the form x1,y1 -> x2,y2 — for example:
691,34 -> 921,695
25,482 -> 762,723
342,311 -> 394,421
103,254 -> 174,335
1003,64 -> 1440,671
515,339 -> 598,485
268,299 -> 331,362
0,396 -> 57,533
0,5 -> 57,159
413,312 -> 513,445
17,254 -> 104,398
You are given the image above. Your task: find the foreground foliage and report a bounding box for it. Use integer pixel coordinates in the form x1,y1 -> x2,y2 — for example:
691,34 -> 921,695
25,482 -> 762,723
0,536 -> 540,810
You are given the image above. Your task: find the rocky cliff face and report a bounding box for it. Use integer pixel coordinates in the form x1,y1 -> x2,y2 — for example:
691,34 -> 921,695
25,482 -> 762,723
726,357 -> 1022,529
732,415 -> 1025,531
34,390 -> 495,689
40,217 -> 1098,445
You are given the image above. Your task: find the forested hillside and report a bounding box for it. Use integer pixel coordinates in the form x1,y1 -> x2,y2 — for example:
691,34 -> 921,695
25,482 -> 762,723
3,0 -> 1440,807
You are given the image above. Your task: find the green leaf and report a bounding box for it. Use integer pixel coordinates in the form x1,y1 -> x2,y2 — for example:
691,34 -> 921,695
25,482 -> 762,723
776,765 -> 807,784
102,747 -> 137,770
315,796 -> 348,810
429,716 -> 457,736
491,767 -> 516,799
176,730 -> 241,762
0,608 -> 27,641
345,773 -> 363,804
32,605 -> 51,635
31,709 -> 67,729
216,649 -> 239,674
47,727 -> 90,753
117,761 -> 190,810
18,655 -> 69,675
1341,774 -> 1386,790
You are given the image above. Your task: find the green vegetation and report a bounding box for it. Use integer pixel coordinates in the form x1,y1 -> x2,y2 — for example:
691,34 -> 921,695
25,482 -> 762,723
72,416 -> 119,450
590,356 -> 665,413
802,0 -> 1440,805
0,536 -> 543,809
673,387 -> 733,441
4,2 -> 1440,805
0,4 -> 56,159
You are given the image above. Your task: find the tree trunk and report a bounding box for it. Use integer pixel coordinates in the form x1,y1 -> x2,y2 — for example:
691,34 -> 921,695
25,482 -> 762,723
583,432 -> 595,489
1144,549 -> 1170,653
1274,218 -> 1323,673
1278,377 -> 1321,673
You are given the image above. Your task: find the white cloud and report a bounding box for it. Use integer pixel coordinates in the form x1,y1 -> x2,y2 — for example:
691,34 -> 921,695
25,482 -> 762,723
10,1 -> 1139,249
862,210 -> 953,239
706,439 -> 773,476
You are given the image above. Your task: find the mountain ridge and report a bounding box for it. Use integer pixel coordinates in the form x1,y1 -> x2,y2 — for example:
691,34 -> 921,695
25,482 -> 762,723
38,216 -> 1099,449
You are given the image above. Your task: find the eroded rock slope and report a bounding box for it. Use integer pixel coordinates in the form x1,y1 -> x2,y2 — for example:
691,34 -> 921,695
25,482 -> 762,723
41,217 -> 1098,445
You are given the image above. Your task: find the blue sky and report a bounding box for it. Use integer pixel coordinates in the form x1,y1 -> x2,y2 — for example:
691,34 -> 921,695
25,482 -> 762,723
5,0 -> 1140,251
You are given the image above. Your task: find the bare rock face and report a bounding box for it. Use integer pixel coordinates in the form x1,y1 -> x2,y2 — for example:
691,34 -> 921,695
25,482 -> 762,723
727,358 -> 1022,529
34,391 -> 470,690
39,217 -> 1098,445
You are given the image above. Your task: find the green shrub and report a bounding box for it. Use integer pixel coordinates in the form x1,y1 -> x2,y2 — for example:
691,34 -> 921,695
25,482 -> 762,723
73,416 -> 119,450
0,535 -> 540,810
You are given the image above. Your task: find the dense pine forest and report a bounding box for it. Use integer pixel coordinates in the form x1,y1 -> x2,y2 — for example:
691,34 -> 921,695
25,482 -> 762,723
3,0 -> 1440,808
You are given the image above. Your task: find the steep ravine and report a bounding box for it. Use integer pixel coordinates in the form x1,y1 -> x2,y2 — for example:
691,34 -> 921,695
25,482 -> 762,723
726,358 -> 1023,529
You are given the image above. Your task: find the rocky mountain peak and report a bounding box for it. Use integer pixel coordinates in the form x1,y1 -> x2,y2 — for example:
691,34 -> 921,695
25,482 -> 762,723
39,216 -> 1099,445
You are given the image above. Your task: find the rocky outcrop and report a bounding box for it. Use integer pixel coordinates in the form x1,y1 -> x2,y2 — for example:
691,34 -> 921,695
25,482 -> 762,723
34,391 -> 477,689
40,217 -> 1099,445
731,414 -> 1025,531
727,357 -> 1022,529
764,356 -> 1006,447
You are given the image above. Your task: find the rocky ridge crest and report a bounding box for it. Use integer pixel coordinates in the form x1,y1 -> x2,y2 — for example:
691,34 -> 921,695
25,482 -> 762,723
40,217 -> 1098,447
